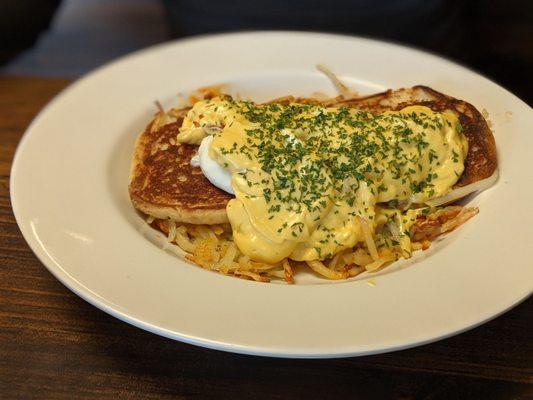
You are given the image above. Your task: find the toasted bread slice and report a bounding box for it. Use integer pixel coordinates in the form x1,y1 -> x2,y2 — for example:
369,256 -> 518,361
129,86 -> 497,224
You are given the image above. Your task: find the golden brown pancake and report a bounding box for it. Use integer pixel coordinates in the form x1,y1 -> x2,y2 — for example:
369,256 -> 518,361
129,111 -> 232,224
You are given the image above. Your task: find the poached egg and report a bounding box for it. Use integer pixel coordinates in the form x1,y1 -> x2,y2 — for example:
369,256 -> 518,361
177,96 -> 493,264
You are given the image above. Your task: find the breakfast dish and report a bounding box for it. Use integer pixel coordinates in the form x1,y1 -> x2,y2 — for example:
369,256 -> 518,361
130,80 -> 497,283
13,32 -> 531,356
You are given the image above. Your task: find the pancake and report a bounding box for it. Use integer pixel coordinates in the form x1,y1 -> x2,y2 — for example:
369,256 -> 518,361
129,110 -> 231,224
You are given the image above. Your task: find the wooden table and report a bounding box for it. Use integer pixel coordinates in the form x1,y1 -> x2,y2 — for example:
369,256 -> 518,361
0,76 -> 531,399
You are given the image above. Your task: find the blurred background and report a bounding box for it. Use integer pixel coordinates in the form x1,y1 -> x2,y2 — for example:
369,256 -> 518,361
0,0 -> 531,103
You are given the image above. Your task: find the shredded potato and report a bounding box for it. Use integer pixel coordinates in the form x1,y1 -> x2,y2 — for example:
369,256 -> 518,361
441,207 -> 479,233
350,248 -> 374,266
364,250 -> 395,272
360,217 -> 379,261
316,64 -> 358,99
148,203 -> 476,283
234,270 -> 270,283
328,252 -> 342,270
348,265 -> 365,277
283,259 -> 294,284
167,221 -> 177,242
154,100 -> 164,113
307,260 -> 349,280
188,85 -> 224,104
217,242 -> 237,270
173,228 -> 196,253
411,242 -> 424,251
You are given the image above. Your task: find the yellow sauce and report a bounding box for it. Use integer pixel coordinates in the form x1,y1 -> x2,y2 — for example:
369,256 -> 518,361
177,97 -> 468,264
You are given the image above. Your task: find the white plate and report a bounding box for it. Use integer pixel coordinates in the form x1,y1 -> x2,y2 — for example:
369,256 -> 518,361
11,32 -> 533,358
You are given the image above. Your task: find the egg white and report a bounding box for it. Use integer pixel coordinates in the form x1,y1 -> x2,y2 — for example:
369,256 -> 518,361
192,135 -> 235,195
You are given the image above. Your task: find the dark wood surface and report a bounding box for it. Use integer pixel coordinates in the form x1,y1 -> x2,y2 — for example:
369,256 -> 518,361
0,76 -> 531,400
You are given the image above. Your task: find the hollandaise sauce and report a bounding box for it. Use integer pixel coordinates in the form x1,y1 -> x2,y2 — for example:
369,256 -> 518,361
177,97 -> 468,264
